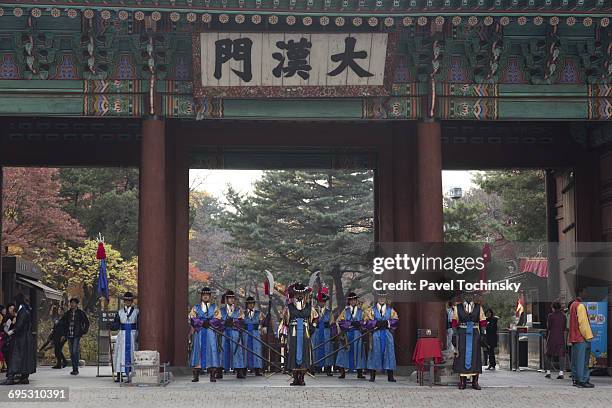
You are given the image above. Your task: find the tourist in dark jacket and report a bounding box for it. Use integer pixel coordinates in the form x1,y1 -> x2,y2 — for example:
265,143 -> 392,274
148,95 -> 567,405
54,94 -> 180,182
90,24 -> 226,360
545,302 -> 567,379
40,306 -> 67,369
483,308 -> 498,370
60,298 -> 89,375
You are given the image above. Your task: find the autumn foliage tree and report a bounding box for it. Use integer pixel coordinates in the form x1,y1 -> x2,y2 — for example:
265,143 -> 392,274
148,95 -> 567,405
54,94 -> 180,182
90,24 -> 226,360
2,168 -> 84,258
45,239 -> 137,312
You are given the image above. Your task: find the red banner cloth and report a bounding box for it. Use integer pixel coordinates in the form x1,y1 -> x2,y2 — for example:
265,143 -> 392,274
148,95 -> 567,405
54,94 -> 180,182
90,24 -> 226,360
519,257 -> 549,278
412,337 -> 443,369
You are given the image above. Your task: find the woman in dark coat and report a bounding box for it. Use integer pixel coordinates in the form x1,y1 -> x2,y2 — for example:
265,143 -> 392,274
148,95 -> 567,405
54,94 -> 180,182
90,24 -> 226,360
2,294 -> 36,385
545,302 -> 567,379
483,309 -> 498,370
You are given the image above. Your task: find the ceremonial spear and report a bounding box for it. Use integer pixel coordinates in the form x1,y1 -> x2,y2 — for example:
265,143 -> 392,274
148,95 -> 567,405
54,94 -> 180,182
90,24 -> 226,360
206,325 -> 289,377
312,327 -> 376,368
231,324 -> 283,358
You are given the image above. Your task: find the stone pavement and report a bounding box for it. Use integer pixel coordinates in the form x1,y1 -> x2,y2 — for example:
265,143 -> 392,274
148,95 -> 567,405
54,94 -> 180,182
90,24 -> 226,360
2,366 -> 611,408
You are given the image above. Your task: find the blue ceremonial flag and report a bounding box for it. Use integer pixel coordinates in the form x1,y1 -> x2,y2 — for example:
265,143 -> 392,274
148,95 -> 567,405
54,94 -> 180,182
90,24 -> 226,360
96,241 -> 109,299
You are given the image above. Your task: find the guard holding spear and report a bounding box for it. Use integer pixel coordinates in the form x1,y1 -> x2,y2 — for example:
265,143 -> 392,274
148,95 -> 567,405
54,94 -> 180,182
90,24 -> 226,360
364,290 -> 399,382
219,290 -> 247,379
188,287 -> 223,382
311,290 -> 335,376
335,292 -> 367,379
241,296 -> 265,376
282,283 -> 318,386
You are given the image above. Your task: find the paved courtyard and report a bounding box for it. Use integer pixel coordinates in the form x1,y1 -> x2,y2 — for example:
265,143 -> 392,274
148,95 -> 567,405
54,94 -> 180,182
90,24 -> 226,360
1,366 -> 611,408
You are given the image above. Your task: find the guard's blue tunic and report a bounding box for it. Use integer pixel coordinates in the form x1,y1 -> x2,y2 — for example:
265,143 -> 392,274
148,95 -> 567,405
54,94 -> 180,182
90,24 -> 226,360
189,303 -> 220,369
366,306 -> 397,371
335,307 -> 366,370
220,306 -> 246,370
312,307 -> 334,367
242,309 -> 263,369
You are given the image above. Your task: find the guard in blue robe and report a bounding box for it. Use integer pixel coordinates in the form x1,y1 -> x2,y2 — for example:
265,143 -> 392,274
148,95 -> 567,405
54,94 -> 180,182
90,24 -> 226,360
189,287 -> 223,382
311,292 -> 335,376
452,292 -> 486,390
335,292 -> 367,379
282,283 -> 318,386
219,290 -> 247,378
364,291 -> 399,382
111,292 -> 139,383
241,296 -> 264,376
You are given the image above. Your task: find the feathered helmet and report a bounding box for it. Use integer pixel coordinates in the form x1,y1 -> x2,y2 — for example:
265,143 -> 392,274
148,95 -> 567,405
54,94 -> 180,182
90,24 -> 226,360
317,288 -> 329,302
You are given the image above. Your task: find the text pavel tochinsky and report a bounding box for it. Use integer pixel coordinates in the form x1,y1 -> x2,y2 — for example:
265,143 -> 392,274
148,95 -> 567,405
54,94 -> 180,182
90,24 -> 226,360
372,254 -> 522,293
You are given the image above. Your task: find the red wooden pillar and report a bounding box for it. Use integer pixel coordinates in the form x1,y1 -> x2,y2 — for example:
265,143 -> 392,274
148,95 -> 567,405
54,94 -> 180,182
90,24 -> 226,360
391,124 -> 417,365
601,148 -> 612,368
173,138 -> 190,366
138,117 -> 169,361
601,149 -> 612,242
415,121 -> 445,336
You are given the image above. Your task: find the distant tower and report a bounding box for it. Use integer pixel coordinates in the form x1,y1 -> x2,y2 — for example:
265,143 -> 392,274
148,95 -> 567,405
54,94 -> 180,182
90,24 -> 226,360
449,187 -> 463,200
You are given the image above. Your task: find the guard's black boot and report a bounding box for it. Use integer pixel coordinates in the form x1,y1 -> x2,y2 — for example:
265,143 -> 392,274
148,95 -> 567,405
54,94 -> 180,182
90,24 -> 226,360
19,375 -> 29,385
1,375 -> 16,385
471,375 -> 481,390
357,369 -> 365,379
209,369 -> 216,383
458,376 -> 467,390
369,370 -> 376,382
115,373 -> 122,383
387,370 -> 396,382
338,367 -> 346,379
237,368 -> 246,379
216,369 -> 223,379
325,366 -> 333,377
254,368 -> 262,376
299,371 -> 306,386
290,371 -> 300,386
191,369 -> 200,382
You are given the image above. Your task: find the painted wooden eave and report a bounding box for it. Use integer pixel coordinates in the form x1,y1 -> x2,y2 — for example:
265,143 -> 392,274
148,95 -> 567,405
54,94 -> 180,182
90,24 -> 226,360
0,0 -> 610,18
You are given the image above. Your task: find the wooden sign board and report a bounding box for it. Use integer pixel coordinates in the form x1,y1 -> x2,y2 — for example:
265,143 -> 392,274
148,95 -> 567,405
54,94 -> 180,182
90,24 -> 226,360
193,32 -> 396,98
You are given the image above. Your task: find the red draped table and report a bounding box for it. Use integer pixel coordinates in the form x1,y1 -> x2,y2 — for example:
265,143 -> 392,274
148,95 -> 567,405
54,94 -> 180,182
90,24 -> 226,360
412,337 -> 443,386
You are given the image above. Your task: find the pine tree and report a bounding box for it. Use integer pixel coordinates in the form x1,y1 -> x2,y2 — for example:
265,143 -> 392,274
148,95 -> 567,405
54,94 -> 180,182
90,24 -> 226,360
219,169 -> 374,308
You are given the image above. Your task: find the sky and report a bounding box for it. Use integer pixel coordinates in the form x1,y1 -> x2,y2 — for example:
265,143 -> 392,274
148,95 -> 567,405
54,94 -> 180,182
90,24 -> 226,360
189,169 -> 476,201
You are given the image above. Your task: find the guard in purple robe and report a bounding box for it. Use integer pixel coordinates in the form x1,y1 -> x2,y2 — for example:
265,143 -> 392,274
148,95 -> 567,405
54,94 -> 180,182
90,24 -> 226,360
219,290 -> 247,379
242,296 -> 265,375
364,291 -> 399,382
188,287 -> 223,382
335,292 -> 367,379
311,292 -> 335,376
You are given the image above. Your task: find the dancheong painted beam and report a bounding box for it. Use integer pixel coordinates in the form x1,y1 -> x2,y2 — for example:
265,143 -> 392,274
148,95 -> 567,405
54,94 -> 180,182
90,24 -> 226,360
0,1 -> 609,124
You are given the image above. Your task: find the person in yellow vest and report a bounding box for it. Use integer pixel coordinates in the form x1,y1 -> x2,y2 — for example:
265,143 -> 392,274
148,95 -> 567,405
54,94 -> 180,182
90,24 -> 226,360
568,287 -> 594,388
